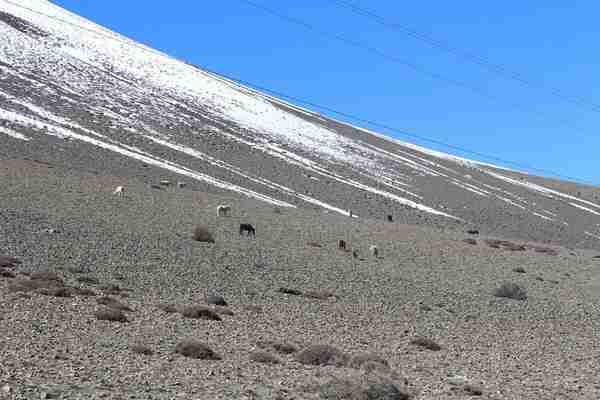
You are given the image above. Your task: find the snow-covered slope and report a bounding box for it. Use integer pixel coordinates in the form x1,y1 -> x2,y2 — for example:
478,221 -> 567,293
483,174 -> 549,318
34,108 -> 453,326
1,0 -> 599,248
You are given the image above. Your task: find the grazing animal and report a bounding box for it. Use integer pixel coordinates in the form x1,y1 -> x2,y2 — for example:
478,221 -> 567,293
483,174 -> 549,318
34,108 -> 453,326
369,245 -> 379,258
352,249 -> 359,259
338,240 -> 347,251
387,214 -> 393,222
239,223 -> 256,237
177,181 -> 187,189
112,186 -> 125,197
467,229 -> 480,235
216,204 -> 231,217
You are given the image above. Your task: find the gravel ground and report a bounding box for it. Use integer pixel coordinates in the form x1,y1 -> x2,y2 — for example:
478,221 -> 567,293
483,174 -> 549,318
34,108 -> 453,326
2,160 -> 600,399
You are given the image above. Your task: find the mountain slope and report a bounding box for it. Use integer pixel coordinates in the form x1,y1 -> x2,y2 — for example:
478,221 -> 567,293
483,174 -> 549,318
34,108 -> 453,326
0,0 -> 599,249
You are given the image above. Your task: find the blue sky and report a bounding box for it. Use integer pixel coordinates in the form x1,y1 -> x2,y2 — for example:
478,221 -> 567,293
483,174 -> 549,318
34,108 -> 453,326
53,1 -> 599,185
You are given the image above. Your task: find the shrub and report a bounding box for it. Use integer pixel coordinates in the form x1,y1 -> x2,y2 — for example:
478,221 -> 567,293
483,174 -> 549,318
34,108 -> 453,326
512,267 -> 526,273
30,271 -> 63,283
303,290 -> 336,300
192,225 -> 214,243
410,337 -> 441,351
95,308 -> 128,323
278,287 -> 303,296
158,304 -> 178,313
349,353 -> 390,371
96,296 -> 133,312
77,276 -> 99,285
249,351 -> 280,364
180,306 -> 222,321
256,340 -> 297,354
131,344 -> 153,356
175,340 -> 220,360
494,282 -> 527,301
207,293 -> 227,306
296,345 -> 348,367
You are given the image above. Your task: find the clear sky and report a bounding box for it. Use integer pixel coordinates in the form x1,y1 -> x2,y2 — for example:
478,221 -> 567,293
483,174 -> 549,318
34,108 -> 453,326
52,0 -> 600,185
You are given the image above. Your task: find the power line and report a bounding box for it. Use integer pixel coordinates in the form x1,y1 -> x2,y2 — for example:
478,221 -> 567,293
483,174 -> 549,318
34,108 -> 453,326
327,0 -> 600,114
197,65 -> 593,185
0,0 -> 593,184
233,0 -> 596,140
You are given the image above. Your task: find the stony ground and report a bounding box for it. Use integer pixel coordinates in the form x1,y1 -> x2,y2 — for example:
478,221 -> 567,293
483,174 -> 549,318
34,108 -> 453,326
1,159 -> 600,399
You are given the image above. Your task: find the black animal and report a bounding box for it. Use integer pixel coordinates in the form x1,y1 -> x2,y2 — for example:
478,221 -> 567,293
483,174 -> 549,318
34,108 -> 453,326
467,229 -> 480,235
239,223 -> 256,237
387,214 -> 393,222
338,239 -> 347,251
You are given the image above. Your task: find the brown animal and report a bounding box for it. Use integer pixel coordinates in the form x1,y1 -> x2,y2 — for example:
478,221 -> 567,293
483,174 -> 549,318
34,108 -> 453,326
239,223 -> 256,237
338,240 -> 347,251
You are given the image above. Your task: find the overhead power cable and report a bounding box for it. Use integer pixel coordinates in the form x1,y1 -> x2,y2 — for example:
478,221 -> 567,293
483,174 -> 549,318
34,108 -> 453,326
0,0 -> 594,184
233,0 -> 595,139
328,0 -> 600,114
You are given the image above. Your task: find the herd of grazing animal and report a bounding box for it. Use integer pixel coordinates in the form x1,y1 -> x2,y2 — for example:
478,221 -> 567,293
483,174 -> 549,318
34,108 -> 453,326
112,185 -> 381,257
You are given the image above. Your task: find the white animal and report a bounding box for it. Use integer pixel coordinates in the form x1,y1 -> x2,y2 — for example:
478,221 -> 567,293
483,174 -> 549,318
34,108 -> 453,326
113,186 -> 125,197
217,204 -> 231,217
369,245 -> 379,258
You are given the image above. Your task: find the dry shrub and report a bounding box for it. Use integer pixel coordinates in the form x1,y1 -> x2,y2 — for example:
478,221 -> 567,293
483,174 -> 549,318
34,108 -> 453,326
38,287 -> 72,298
319,379 -> 411,400
131,344 -> 154,356
349,353 -> 390,372
485,240 -> 526,251
207,293 -> 227,306
303,290 -> 336,300
532,246 -> 559,256
212,306 -> 234,316
192,225 -> 215,243
8,277 -> 62,293
158,304 -> 178,313
77,276 -> 99,285
278,287 -> 303,296
256,340 -> 297,355
494,282 -> 527,301
96,296 -> 133,312
72,287 -> 97,297
180,306 -> 222,321
175,339 -> 220,360
250,351 -> 280,364
462,238 -> 477,245
410,337 -> 441,351
0,255 -> 22,268
95,308 -> 128,323
296,345 -> 348,367
30,271 -> 63,283
0,270 -> 16,278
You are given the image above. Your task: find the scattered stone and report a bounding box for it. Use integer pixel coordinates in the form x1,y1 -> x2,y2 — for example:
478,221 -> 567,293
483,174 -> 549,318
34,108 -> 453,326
175,339 -> 221,360
95,308 -> 128,323
207,293 -> 227,307
180,306 -> 222,321
296,345 -> 348,367
410,337 -> 442,351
